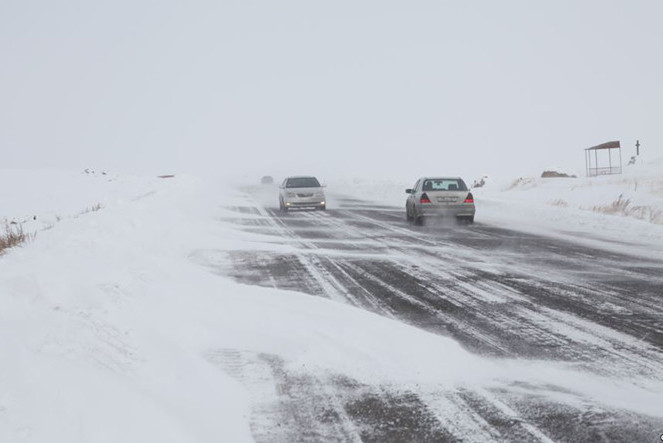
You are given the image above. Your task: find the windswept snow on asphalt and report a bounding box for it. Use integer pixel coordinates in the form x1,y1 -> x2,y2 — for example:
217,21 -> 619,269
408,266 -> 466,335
1,170 -> 662,441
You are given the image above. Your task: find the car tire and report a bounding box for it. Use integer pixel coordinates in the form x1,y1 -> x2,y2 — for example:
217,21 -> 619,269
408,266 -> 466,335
317,205 -> 326,211
413,209 -> 424,226
280,199 -> 288,212
411,207 -> 423,225
406,205 -> 413,221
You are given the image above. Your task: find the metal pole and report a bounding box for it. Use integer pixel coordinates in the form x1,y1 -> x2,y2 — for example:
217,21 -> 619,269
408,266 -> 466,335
609,148 -> 612,172
619,146 -> 622,174
595,149 -> 598,176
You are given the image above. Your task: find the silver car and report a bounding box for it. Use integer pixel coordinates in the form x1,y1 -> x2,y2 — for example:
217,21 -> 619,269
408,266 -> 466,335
405,177 -> 475,224
279,176 -> 326,211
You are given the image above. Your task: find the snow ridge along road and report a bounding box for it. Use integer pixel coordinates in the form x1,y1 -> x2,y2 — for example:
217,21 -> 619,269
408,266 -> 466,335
203,185 -> 663,442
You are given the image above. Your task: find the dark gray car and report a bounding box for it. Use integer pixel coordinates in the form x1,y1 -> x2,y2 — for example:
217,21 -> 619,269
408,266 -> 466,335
405,177 -> 475,224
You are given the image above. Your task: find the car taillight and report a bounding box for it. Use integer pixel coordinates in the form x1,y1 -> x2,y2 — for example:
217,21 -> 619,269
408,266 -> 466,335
420,193 -> 432,204
464,192 -> 474,203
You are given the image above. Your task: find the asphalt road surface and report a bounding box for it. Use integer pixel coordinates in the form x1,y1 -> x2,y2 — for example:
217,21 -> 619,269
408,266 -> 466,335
204,187 -> 663,442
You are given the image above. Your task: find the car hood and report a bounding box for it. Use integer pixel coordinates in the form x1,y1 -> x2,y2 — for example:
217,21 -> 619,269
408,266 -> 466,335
285,187 -> 324,194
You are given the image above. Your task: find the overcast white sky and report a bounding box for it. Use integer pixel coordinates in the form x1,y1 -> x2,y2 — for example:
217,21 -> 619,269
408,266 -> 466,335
1,0 -> 662,180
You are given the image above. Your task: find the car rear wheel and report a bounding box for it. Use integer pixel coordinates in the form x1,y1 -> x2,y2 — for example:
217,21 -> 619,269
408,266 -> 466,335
406,205 -> 413,221
412,209 -> 424,226
411,207 -> 424,225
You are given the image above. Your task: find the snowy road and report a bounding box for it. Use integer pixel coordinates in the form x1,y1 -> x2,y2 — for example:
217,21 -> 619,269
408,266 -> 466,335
206,187 -> 663,442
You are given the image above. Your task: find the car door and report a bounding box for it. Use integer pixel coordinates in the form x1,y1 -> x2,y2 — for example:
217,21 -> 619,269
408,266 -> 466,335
408,179 -> 420,209
279,179 -> 288,200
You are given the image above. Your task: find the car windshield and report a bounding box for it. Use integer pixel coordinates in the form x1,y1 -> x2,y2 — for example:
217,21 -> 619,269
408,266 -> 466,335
286,177 -> 321,188
422,178 -> 467,191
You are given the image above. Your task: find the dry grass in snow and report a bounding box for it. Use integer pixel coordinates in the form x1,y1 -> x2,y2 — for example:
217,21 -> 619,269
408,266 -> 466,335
591,195 -> 663,225
0,222 -> 30,253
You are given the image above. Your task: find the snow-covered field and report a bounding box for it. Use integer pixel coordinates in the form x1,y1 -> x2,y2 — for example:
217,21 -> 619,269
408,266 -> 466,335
1,166 -> 663,441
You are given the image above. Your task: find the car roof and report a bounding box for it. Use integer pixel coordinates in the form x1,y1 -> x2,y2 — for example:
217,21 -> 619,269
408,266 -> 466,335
285,176 -> 319,179
419,176 -> 463,180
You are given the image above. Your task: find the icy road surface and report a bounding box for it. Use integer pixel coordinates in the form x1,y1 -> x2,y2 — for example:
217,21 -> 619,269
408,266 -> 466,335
201,186 -> 663,442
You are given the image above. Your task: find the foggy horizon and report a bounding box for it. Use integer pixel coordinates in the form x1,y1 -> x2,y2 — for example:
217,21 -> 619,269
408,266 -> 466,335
2,1 -> 662,180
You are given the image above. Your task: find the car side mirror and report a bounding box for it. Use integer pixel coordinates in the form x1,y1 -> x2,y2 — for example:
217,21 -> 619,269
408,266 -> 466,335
405,189 -> 414,194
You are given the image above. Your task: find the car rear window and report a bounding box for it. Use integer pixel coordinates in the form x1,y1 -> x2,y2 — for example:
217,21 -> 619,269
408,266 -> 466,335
286,177 -> 321,188
422,179 -> 467,191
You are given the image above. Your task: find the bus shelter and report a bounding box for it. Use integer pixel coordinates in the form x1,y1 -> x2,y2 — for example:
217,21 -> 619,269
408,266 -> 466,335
585,141 -> 622,177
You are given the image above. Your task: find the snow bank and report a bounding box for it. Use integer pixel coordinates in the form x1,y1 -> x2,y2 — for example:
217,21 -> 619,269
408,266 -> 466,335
0,173 -> 253,442
476,157 -> 663,257
0,169 -> 162,233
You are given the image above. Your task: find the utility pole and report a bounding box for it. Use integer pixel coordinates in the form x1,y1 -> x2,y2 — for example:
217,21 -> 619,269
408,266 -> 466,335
636,139 -> 640,156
